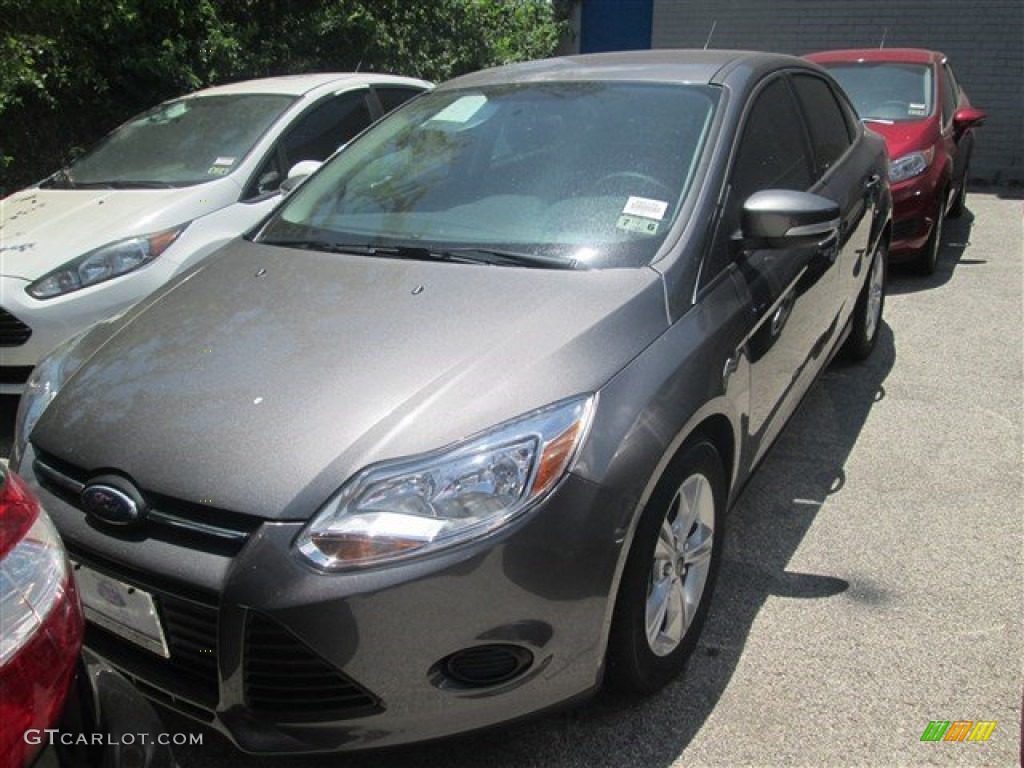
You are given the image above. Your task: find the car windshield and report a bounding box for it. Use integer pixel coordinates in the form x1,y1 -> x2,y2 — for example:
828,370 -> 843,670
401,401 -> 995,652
822,62 -> 934,122
46,93 -> 296,188
258,81 -> 719,269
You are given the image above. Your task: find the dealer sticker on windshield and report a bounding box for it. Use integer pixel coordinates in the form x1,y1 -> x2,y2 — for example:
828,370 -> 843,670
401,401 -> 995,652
617,214 -> 660,235
623,196 -> 668,221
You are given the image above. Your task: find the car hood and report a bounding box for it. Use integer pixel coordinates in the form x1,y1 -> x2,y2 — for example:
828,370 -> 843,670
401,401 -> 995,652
865,117 -> 939,160
0,182 -> 240,280
33,240 -> 667,520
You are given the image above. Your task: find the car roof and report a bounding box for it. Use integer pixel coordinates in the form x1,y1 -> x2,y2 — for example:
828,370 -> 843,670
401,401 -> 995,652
186,73 -> 430,98
438,49 -> 812,90
805,48 -> 944,66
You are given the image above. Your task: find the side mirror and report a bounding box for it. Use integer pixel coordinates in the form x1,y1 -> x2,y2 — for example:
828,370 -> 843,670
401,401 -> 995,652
740,190 -> 840,249
281,160 -> 323,194
953,107 -> 986,135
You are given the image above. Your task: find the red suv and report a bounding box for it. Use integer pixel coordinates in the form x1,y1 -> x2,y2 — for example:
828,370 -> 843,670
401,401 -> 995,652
807,48 -> 984,274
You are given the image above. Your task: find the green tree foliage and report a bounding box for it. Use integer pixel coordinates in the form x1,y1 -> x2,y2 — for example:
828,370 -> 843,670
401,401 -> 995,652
0,0 -> 565,192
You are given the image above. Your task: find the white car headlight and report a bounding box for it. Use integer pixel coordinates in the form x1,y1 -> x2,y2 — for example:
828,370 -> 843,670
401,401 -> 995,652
11,331 -> 92,469
296,395 -> 595,571
889,149 -> 934,184
27,224 -> 187,299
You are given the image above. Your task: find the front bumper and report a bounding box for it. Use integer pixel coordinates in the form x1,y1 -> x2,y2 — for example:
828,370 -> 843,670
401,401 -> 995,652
32,650 -> 175,768
888,164 -> 945,261
22,444 -> 630,754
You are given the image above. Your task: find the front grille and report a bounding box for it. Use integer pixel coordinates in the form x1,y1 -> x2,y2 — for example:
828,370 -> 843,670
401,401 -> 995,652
0,307 -> 32,347
245,614 -> 383,721
34,451 -> 262,555
0,366 -> 33,385
71,549 -> 220,711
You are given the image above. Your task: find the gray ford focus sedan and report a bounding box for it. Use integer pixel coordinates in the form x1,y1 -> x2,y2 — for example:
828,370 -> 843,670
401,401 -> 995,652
13,50 -> 891,754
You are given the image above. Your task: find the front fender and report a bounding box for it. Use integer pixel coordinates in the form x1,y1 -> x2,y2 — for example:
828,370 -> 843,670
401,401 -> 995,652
573,271 -> 751,664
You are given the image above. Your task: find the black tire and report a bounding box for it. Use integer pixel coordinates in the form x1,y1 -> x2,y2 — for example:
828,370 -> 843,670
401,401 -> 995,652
844,238 -> 887,361
913,193 -> 946,275
606,440 -> 725,694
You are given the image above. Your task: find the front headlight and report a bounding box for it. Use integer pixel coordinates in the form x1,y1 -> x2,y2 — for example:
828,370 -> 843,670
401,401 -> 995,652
296,395 -> 595,571
889,149 -> 934,184
11,331 -> 92,469
27,224 -> 186,299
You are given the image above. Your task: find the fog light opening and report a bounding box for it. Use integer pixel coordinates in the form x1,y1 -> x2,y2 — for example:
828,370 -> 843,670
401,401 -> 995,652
436,645 -> 534,688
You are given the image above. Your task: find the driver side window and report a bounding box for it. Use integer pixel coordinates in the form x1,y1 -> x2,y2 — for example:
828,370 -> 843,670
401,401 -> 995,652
702,77 -> 813,287
246,92 -> 374,199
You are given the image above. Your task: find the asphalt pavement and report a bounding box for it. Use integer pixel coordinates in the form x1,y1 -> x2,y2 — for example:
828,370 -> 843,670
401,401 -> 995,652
1,189 -> 1021,766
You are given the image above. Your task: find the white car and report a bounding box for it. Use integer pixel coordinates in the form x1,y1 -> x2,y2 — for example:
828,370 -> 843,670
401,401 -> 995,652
0,72 -> 430,393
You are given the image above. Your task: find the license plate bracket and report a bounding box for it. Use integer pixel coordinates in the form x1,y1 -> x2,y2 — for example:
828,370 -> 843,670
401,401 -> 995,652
71,561 -> 170,658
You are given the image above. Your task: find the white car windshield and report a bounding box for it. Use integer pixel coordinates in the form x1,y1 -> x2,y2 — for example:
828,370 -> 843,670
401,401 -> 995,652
259,82 -> 719,269
45,93 -> 296,188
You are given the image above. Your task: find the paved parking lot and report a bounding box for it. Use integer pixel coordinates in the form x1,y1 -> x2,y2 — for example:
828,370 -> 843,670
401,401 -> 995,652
2,190 -> 1021,766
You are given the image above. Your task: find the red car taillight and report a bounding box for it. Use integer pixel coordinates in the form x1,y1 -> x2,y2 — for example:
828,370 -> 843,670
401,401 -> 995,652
0,471 -> 83,767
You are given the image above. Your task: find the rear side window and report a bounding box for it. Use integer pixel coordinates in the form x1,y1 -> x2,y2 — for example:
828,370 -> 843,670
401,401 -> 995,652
791,75 -> 853,179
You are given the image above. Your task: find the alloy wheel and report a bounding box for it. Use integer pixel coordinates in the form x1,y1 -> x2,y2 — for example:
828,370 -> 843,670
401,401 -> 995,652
645,473 -> 715,657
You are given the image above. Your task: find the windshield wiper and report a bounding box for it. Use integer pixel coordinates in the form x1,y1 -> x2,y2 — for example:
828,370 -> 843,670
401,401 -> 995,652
39,169 -> 76,189
326,243 -> 582,269
258,239 -> 458,261
260,240 -> 581,269
77,180 -> 178,189
439,247 -> 581,270
38,178 -> 178,190
861,117 -> 895,125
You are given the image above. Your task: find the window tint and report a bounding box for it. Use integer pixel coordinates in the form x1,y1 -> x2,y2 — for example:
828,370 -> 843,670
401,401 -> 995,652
791,75 -> 853,178
730,78 -> 813,209
703,77 -> 813,284
375,87 -> 425,114
246,93 -> 374,198
281,93 -> 373,166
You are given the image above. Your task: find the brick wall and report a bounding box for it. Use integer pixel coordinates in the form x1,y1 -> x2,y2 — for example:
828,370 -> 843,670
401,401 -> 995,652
649,0 -> 1023,182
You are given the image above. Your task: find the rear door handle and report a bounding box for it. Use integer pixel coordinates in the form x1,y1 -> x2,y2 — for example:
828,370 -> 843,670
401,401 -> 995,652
864,174 -> 882,191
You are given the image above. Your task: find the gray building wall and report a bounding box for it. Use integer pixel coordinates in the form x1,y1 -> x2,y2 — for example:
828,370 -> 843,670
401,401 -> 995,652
647,0 -> 1022,182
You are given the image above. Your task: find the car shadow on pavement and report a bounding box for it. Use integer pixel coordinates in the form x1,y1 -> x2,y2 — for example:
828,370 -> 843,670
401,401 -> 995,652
887,208 -> 976,294
165,323 -> 897,768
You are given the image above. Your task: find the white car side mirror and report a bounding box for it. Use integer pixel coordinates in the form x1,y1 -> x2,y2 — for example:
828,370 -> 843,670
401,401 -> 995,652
281,160 -> 323,194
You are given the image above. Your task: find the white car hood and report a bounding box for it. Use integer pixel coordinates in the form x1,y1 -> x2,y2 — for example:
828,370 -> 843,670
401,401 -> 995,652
0,180 -> 240,280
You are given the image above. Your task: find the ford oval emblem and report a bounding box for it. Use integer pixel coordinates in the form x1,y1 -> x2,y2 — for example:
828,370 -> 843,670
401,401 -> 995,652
81,484 -> 142,526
